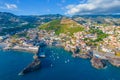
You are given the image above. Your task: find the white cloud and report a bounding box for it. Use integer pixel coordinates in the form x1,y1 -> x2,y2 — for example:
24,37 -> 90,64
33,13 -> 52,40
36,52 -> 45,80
5,3 -> 17,9
65,0 -> 120,15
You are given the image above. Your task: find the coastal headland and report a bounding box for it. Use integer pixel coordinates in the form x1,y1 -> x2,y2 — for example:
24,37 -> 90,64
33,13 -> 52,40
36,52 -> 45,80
1,17 -> 120,74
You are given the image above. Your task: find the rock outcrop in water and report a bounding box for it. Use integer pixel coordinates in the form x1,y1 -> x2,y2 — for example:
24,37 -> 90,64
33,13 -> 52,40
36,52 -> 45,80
91,57 -> 106,69
18,44 -> 46,75
18,58 -> 41,75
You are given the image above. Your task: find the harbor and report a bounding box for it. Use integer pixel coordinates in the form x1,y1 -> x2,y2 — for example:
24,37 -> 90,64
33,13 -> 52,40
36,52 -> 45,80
1,47 -> 120,80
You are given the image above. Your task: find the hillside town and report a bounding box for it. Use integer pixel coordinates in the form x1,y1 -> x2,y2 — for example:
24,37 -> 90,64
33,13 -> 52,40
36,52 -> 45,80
0,18 -> 120,69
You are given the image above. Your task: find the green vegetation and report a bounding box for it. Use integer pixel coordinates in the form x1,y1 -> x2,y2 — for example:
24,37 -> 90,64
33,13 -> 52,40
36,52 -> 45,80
12,32 -> 27,39
89,28 -> 108,42
39,19 -> 84,35
39,19 -> 61,31
84,28 -> 108,46
12,34 -> 19,38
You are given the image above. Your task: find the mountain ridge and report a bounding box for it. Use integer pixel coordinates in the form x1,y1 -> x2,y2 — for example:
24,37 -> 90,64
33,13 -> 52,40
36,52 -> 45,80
0,12 -> 120,35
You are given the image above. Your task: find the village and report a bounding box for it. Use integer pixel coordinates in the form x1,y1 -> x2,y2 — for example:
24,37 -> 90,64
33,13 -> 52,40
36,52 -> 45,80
0,21 -> 120,68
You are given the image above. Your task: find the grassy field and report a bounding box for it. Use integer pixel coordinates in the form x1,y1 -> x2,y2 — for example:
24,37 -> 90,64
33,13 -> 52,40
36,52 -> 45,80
39,19 -> 84,35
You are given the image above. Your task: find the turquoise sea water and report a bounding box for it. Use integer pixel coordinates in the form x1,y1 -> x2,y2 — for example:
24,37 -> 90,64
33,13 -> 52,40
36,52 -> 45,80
0,47 -> 120,80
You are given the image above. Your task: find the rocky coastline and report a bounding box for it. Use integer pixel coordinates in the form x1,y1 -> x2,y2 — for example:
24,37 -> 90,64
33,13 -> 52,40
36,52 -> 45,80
2,40 -> 120,70
3,43 -> 120,70
72,50 -> 107,69
18,58 -> 41,75
1,35 -> 120,71
91,57 -> 107,69
18,45 -> 42,75
18,43 -> 47,75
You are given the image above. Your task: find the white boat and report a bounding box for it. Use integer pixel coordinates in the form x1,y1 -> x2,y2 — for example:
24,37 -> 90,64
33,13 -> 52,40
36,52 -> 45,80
39,52 -> 46,58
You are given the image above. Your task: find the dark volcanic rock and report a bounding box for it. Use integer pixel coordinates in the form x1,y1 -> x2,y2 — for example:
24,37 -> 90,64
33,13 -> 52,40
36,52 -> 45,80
79,51 -> 93,59
72,51 -> 93,59
18,58 -> 41,75
79,54 -> 92,59
91,57 -> 106,69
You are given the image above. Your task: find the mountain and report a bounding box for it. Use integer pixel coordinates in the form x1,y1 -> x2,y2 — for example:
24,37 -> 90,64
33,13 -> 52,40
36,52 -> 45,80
72,15 -> 120,26
0,12 -> 120,35
0,12 -> 25,28
19,14 -> 63,25
0,12 -> 63,35
39,18 -> 84,35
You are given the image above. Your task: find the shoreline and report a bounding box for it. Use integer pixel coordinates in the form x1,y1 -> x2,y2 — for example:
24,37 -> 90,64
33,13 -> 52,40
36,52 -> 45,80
3,45 -> 39,54
12,46 -> 39,54
2,43 -> 120,69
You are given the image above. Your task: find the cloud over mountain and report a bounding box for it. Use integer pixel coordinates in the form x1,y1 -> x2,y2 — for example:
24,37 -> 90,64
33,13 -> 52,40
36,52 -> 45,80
65,0 -> 120,15
5,3 -> 17,9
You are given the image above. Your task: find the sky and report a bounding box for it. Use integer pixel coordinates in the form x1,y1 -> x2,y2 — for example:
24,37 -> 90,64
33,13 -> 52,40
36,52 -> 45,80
0,0 -> 120,15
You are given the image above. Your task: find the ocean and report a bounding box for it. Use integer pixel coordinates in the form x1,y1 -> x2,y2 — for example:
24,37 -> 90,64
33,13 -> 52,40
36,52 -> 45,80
0,46 -> 120,80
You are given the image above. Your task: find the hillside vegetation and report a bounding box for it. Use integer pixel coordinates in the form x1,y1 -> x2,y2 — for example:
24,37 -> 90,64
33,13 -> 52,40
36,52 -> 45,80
39,18 -> 84,35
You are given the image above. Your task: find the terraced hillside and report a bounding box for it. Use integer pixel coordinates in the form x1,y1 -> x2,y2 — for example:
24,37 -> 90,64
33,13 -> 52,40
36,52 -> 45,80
39,18 -> 84,35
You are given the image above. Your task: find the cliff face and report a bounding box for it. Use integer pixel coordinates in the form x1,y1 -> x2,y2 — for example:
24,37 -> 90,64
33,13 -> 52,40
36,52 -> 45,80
91,57 -> 107,69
